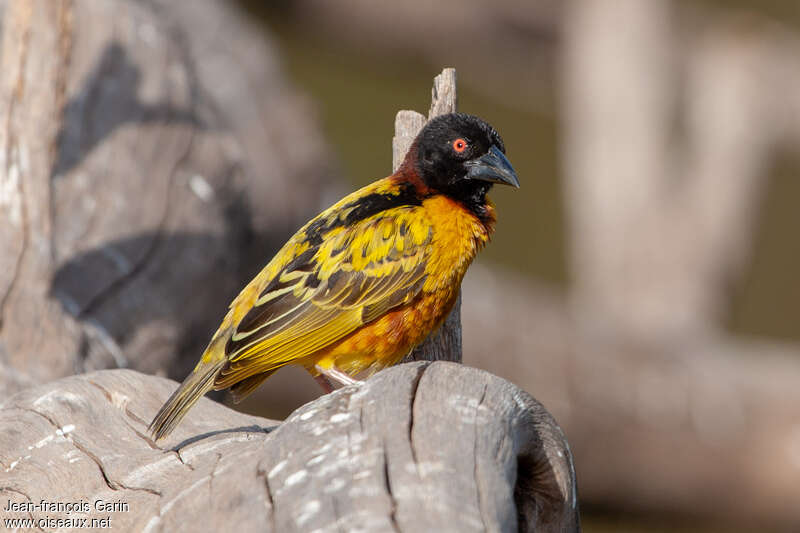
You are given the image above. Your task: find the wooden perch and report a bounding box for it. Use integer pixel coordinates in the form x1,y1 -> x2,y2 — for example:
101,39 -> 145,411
0,0 -> 340,396
395,67 -> 463,364
0,364 -> 579,532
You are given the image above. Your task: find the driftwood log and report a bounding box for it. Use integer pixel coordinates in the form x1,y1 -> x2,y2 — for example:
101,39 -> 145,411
0,0 -> 578,531
0,363 -> 578,532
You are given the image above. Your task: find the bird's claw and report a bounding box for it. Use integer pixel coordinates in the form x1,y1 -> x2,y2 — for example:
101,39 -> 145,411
314,364 -> 363,391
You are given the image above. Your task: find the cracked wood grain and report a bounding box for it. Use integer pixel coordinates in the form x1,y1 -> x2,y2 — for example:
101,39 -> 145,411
0,363 -> 578,532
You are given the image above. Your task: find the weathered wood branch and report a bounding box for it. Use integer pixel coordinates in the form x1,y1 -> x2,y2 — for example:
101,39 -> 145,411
395,67 -> 463,364
0,363 -> 578,532
461,265 -> 800,527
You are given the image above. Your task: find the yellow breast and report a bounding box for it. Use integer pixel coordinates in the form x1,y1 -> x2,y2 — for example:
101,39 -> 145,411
421,195 -> 494,293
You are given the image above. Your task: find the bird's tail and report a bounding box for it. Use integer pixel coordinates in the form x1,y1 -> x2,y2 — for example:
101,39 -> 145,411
148,359 -> 226,441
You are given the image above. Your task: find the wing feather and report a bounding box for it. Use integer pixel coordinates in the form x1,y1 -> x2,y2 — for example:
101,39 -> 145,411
214,205 -> 432,389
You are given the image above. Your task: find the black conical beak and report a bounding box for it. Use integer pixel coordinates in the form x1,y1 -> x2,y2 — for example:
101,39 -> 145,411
464,145 -> 520,188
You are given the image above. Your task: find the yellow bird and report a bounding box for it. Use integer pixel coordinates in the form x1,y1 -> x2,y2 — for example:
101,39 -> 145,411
149,113 -> 519,440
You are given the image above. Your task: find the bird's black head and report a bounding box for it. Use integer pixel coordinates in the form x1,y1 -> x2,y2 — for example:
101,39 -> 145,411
413,113 -> 519,215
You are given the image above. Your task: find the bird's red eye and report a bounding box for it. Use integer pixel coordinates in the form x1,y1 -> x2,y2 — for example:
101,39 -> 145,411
452,138 -> 467,153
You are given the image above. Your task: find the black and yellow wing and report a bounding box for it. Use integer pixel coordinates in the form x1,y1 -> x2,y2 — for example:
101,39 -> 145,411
215,197 -> 433,389
148,179 -> 435,440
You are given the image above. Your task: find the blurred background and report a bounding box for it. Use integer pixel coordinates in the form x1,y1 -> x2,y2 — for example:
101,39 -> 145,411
233,1 -> 800,530
1,0 -> 798,531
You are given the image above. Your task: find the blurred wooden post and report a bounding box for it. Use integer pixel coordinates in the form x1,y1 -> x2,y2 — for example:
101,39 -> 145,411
393,68 -> 463,363
0,0 -> 81,385
562,0 -> 771,342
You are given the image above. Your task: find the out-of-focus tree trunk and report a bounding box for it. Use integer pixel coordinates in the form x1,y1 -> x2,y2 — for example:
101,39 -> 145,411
550,0 -> 800,526
0,0 -> 79,390
562,0 -> 776,341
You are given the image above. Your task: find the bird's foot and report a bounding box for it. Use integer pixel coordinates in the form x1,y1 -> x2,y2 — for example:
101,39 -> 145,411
314,364 -> 363,390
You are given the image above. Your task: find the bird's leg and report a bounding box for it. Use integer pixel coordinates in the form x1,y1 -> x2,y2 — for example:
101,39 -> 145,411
314,364 -> 363,388
313,374 -> 335,393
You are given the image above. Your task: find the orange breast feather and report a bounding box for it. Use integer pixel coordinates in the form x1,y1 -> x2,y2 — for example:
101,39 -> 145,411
313,194 -> 494,375
203,179 -> 494,388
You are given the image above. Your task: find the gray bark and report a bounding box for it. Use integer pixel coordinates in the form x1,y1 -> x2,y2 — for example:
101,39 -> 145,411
0,363 -> 578,532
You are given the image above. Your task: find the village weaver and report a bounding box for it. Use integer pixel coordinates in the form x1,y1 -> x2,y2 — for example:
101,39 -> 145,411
149,113 -> 519,440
